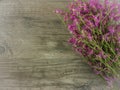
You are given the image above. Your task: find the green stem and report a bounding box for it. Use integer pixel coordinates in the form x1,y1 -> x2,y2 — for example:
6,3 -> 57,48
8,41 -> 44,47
56,14 -> 66,28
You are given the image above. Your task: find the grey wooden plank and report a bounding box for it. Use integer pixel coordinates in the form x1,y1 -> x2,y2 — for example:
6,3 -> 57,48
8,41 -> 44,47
0,0 -> 119,90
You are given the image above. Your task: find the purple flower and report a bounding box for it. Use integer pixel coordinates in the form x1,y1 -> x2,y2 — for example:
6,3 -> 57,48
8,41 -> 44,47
68,24 -> 77,33
118,37 -> 120,43
55,0 -> 120,84
108,26 -> 115,34
76,48 -> 83,55
93,15 -> 100,26
104,76 -> 114,87
113,15 -> 120,21
73,18 -> 79,25
93,69 -> 101,75
88,49 -> 94,56
70,15 -> 76,20
103,33 -> 110,41
116,25 -> 120,32
96,51 -> 107,59
87,33 -> 93,41
68,37 -> 77,45
84,19 -> 94,28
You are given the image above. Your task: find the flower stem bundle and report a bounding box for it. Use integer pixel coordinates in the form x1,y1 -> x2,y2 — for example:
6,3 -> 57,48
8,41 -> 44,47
55,0 -> 120,86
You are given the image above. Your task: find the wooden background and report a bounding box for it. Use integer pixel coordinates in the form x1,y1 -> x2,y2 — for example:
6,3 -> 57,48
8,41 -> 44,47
0,0 -> 119,90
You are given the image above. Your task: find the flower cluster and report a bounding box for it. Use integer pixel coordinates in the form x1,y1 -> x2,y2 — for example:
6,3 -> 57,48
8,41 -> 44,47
55,0 -> 120,86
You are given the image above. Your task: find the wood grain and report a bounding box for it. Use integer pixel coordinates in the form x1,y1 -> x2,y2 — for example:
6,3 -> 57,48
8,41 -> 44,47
0,0 -> 119,90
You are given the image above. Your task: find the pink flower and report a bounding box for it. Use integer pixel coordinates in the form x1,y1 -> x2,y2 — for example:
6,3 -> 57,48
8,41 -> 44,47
64,13 -> 69,21
73,18 -> 79,24
55,9 -> 63,14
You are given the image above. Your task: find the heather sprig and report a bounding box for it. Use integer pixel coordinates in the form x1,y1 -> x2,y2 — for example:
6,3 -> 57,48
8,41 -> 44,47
55,0 -> 120,86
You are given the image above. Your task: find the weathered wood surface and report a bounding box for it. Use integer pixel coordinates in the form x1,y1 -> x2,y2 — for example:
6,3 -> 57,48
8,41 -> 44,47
0,0 -> 119,90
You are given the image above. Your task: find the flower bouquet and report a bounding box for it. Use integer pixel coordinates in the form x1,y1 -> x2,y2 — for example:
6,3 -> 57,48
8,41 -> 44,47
55,0 -> 120,86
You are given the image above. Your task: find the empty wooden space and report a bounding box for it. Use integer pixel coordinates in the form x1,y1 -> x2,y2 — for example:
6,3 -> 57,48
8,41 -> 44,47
0,0 -> 119,90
